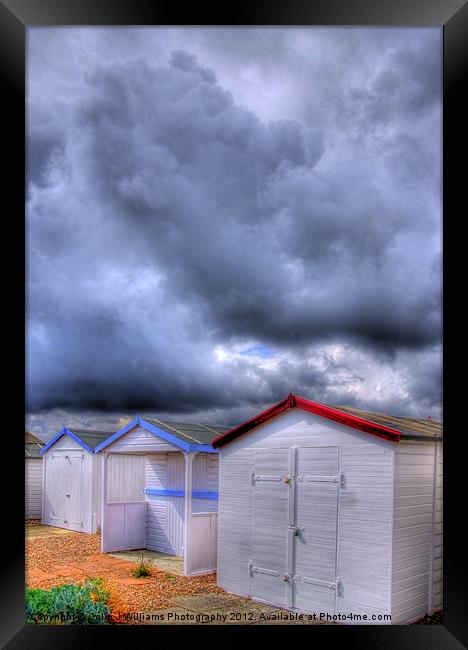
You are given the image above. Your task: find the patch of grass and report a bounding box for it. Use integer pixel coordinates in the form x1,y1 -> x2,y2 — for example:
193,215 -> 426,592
26,578 -> 110,625
131,552 -> 152,578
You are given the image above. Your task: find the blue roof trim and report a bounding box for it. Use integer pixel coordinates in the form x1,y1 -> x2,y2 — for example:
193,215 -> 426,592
139,419 -> 192,452
94,418 -> 139,453
40,428 -> 95,454
94,417 -> 218,453
189,444 -> 218,453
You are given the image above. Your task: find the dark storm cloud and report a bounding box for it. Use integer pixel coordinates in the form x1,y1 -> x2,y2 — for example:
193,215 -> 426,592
26,29 -> 442,420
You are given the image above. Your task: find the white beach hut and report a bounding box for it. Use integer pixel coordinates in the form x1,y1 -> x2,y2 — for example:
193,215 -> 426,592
40,427 -> 116,533
95,417 -> 228,576
25,432 -> 44,519
212,393 -> 443,625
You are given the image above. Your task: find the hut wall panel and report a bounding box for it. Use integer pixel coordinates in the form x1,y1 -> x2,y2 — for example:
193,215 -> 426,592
107,454 -> 146,502
106,425 -> 179,453
391,442 -> 438,623
25,458 -> 43,519
217,409 -> 395,618
432,442 -> 443,611
145,453 -> 185,555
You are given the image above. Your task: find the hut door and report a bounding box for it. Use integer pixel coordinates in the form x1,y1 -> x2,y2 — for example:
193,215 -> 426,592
249,448 -> 292,607
249,446 -> 340,613
65,453 -> 84,532
293,446 -> 340,614
45,452 -> 84,531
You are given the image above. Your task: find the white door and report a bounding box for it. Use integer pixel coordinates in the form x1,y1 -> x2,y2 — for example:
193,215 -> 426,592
250,448 -> 291,606
44,452 -> 84,531
293,447 -> 340,613
104,502 -> 147,552
249,446 -> 340,614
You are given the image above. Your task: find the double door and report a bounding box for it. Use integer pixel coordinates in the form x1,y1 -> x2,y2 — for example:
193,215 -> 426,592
249,446 -> 340,614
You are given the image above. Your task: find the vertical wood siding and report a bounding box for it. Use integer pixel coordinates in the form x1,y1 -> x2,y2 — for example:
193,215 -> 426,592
192,453 -> 219,513
43,448 -> 97,533
25,458 -> 43,519
145,453 -> 185,555
106,454 -> 146,502
91,454 -> 102,532
391,442 -> 438,623
432,442 -> 443,611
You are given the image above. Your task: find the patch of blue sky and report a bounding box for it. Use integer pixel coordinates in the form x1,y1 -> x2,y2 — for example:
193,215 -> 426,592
240,345 -> 273,359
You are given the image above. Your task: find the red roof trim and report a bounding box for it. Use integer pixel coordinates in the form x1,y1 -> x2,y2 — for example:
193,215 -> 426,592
211,393 -> 401,448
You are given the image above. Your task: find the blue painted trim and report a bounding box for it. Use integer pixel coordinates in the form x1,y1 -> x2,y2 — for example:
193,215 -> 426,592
139,419 -> 191,452
94,418 -> 139,453
193,491 -> 219,500
40,428 -> 95,454
144,488 -> 219,500
145,488 -> 184,497
189,444 -> 218,453
94,417 -> 218,453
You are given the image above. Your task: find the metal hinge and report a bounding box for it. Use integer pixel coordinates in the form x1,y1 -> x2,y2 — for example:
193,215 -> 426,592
248,561 -> 280,578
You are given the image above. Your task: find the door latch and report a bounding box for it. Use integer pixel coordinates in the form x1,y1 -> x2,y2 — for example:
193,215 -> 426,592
288,525 -> 305,536
283,573 -> 293,582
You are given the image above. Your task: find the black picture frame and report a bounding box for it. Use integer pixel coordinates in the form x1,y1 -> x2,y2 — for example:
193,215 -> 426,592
3,0 -> 466,647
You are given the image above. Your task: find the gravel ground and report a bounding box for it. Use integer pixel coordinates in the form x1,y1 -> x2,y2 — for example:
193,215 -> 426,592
411,610 -> 443,624
26,530 -> 225,621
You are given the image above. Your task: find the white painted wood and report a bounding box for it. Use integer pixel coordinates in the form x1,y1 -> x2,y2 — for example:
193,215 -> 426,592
294,447 -> 339,614
100,436 -> 221,575
104,425 -> 179,453
183,452 -> 195,575
25,458 -> 43,519
105,502 -> 147,552
390,441 -> 441,624
217,409 -> 397,621
107,454 -> 146,502
101,453 -> 108,552
186,513 -> 218,574
50,435 -> 83,450
42,443 -> 100,534
432,442 -> 443,611
250,447 -> 290,606
43,450 -> 87,532
145,452 -> 186,555
192,453 -> 219,512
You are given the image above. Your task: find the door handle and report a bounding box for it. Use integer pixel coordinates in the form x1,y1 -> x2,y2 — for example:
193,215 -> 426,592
66,494 -> 71,497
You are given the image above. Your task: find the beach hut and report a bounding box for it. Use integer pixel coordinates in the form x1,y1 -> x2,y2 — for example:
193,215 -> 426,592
95,417 -> 228,576
25,432 -> 44,519
212,393 -> 443,624
40,427 -> 116,533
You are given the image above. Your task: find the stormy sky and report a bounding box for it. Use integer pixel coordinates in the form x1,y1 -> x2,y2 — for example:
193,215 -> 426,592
26,27 -> 442,438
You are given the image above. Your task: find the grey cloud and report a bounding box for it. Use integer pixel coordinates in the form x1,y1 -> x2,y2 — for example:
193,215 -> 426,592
26,30 -> 442,423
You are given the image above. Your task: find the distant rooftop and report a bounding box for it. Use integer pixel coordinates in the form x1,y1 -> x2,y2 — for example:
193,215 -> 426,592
143,419 -> 230,446
329,405 -> 442,441
25,431 -> 44,458
67,429 -> 116,451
